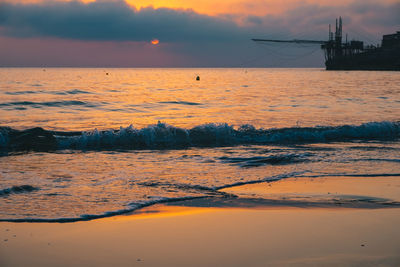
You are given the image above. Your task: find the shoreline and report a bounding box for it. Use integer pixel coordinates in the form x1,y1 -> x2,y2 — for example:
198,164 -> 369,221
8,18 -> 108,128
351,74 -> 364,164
2,176 -> 400,266
2,175 -> 399,223
1,205 -> 400,267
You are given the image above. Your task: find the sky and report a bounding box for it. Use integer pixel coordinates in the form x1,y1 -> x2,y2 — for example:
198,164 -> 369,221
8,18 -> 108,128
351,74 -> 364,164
0,0 -> 399,67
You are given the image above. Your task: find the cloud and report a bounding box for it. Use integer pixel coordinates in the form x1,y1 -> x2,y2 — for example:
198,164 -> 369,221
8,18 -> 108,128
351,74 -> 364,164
0,0 -> 247,42
349,1 -> 400,29
0,0 -> 398,67
1,0 -> 398,43
1,0 -> 398,42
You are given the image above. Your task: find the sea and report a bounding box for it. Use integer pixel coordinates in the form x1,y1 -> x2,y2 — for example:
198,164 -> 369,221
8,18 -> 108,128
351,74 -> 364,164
0,68 -> 399,222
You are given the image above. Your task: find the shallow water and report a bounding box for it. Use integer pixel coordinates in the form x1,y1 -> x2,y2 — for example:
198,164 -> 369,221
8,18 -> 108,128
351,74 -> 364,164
0,68 -> 399,221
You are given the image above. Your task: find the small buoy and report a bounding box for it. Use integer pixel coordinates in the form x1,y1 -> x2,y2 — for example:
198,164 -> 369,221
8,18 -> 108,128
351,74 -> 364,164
196,76 -> 200,81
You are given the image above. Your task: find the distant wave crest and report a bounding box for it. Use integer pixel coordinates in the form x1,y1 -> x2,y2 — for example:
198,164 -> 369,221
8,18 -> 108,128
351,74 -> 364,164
0,185 -> 39,196
0,121 -> 399,151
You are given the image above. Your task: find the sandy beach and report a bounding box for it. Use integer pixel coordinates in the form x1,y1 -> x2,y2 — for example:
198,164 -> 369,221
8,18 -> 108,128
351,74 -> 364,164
1,206 -> 400,267
2,176 -> 400,267
1,1 -> 399,264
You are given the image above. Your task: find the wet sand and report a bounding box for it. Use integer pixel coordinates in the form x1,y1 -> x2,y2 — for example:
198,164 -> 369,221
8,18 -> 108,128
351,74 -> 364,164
1,176 -> 400,267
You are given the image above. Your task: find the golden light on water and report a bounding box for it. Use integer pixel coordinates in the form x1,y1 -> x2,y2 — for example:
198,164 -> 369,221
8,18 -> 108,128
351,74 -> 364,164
151,39 -> 160,45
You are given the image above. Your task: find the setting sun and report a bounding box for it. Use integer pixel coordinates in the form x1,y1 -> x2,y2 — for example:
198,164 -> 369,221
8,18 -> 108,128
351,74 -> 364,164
151,39 -> 159,45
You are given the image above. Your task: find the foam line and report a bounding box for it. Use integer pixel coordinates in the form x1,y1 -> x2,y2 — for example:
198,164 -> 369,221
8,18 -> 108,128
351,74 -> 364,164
1,121 -> 399,151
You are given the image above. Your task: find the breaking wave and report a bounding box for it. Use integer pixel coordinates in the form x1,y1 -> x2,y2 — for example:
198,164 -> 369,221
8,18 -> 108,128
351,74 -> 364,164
0,121 -> 399,151
0,185 -> 39,196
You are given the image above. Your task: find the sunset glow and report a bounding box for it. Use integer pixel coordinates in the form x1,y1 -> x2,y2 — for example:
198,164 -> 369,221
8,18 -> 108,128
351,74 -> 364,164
0,0 -> 398,67
0,1 -> 399,267
5,0 -> 399,16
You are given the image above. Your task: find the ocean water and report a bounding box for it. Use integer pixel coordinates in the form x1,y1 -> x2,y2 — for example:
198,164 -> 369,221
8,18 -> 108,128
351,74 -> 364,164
0,68 -> 399,222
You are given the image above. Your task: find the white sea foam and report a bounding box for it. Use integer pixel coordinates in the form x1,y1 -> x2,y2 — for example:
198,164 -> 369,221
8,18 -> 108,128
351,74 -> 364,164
0,121 -> 398,152
0,195 -> 206,223
56,121 -> 400,150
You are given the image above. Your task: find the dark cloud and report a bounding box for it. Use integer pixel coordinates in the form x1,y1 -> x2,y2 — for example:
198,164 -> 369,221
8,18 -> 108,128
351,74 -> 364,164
349,2 -> 400,29
246,16 -> 263,25
255,1 -> 400,41
0,0 -> 398,42
0,0 -> 398,67
0,0 -> 246,42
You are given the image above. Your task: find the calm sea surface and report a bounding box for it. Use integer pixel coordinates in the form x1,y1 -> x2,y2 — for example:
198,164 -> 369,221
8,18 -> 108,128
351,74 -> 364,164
0,68 -> 399,221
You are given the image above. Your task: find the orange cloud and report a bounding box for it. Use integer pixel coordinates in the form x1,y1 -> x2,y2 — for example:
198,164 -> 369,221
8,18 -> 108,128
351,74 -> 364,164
127,0 -> 357,16
6,0 -> 399,17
